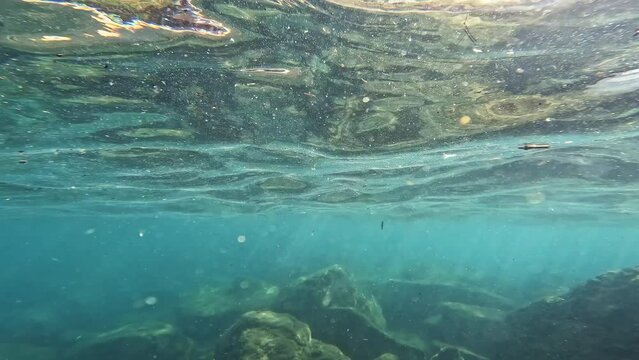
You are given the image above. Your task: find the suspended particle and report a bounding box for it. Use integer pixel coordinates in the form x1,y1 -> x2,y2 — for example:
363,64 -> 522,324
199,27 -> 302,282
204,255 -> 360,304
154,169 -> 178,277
458,115 -> 472,126
144,296 -> 158,306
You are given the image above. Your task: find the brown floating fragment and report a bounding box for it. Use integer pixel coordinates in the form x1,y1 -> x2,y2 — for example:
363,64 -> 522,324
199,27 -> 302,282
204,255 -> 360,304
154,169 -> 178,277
518,143 -> 550,150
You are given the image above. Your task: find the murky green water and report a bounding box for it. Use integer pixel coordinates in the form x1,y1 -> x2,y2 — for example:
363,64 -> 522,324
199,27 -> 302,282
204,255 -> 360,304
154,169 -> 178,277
1,0 -> 638,359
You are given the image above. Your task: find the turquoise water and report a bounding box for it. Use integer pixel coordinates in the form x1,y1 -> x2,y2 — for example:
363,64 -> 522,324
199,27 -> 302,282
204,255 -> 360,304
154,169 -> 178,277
1,0 -> 639,358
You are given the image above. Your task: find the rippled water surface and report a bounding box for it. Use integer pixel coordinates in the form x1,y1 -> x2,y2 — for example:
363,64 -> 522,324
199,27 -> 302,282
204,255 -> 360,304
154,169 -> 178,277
1,0 -> 637,220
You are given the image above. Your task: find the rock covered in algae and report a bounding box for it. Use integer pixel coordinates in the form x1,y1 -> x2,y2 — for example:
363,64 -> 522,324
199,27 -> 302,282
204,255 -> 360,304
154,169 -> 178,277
273,265 -> 426,360
275,265 -> 386,329
178,281 -> 280,340
370,279 -> 514,355
65,322 -> 192,360
215,311 -> 350,360
495,265 -> 639,360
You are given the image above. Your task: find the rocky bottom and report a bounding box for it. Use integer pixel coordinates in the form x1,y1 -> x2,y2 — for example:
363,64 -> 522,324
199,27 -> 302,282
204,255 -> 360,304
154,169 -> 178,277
1,264 -> 638,360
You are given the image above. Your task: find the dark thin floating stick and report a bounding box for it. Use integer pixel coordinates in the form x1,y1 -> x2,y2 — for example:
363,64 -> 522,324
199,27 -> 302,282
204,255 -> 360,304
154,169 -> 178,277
463,15 -> 477,44
381,221 -> 384,230
518,143 -> 550,150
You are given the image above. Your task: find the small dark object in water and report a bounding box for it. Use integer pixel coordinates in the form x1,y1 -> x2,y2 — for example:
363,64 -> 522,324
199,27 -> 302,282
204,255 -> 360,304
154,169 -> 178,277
103,63 -> 109,69
18,159 -> 28,164
518,143 -> 550,150
56,53 -> 63,57
634,28 -> 639,37
381,221 -> 384,230
463,15 -> 477,43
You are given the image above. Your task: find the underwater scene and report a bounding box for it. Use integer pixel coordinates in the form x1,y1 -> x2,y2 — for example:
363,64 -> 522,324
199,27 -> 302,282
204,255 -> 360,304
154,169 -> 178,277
1,0 -> 638,359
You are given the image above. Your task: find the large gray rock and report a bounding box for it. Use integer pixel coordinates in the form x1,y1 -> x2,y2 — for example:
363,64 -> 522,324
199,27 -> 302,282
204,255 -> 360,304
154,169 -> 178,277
215,311 -> 349,360
495,265 -> 639,360
273,265 -> 426,360
371,280 -> 513,355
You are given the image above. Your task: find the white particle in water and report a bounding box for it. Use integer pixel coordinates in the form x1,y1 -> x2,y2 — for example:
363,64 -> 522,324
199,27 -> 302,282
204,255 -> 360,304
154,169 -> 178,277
144,296 -> 158,306
237,235 -> 246,243
515,68 -> 525,74
138,230 -> 145,238
84,228 -> 95,235
362,96 -> 370,103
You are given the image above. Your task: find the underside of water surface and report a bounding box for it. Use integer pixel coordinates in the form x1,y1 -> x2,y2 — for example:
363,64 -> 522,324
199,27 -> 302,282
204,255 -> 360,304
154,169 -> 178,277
0,0 -> 638,359
0,0 -> 637,219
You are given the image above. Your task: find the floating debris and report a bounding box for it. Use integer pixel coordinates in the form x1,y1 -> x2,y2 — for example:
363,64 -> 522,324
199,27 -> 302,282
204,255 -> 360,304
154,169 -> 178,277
237,234 -> 246,243
518,143 -> 550,150
40,35 -> 72,42
458,115 -> 471,126
240,68 -> 290,75
463,15 -> 477,43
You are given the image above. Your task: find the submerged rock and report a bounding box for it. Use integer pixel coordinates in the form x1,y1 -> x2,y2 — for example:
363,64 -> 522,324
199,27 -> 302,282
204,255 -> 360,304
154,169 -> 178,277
371,280 -> 514,355
273,265 -> 426,360
495,266 -> 639,360
215,311 -> 349,360
65,322 -> 192,360
275,265 -> 386,329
